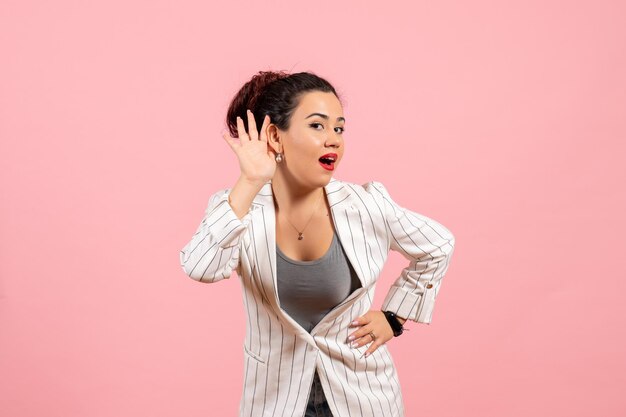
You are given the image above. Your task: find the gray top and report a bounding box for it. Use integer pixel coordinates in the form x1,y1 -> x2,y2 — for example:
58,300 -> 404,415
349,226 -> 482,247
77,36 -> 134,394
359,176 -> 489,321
277,231 -> 362,333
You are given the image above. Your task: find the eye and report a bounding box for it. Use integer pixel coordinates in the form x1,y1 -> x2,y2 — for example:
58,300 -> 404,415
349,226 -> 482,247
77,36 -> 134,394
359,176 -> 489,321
309,123 -> 345,134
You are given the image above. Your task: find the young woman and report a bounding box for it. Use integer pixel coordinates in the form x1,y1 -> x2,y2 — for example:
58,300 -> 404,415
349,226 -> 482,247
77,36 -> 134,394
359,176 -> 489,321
179,70 -> 456,417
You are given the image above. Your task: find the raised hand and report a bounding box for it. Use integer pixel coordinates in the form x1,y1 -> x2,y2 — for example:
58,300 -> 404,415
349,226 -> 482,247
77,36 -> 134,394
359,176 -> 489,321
222,109 -> 276,184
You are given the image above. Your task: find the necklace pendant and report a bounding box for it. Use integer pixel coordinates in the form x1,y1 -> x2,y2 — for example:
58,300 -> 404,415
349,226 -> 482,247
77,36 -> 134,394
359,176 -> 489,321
298,233 -> 303,240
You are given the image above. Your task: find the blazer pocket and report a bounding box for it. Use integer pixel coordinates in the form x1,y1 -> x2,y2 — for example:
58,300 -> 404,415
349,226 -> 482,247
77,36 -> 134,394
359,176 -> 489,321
243,344 -> 266,365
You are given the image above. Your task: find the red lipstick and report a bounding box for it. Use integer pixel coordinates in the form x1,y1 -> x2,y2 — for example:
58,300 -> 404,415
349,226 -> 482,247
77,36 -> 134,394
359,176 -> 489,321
318,153 -> 337,171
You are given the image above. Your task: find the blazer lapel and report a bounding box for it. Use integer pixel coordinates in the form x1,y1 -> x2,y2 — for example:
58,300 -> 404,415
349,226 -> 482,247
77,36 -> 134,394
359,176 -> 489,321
251,177 -> 368,322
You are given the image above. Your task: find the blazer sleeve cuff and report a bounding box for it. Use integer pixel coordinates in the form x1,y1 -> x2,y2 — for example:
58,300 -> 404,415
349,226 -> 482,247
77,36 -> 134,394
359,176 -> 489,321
381,282 -> 440,325
210,189 -> 253,249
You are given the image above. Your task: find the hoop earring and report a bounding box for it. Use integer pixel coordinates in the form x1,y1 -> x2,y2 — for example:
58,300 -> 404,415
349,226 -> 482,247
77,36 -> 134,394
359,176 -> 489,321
275,153 -> 283,163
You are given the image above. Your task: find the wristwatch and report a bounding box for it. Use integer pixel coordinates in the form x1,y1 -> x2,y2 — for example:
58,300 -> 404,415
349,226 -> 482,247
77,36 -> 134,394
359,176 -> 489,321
383,311 -> 405,337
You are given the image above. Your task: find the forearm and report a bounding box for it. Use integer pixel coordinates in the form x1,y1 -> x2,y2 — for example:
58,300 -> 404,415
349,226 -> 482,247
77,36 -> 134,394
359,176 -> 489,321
229,175 -> 266,219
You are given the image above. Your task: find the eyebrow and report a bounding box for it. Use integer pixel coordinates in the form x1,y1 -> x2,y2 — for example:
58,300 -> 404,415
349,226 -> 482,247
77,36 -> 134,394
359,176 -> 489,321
305,113 -> 346,123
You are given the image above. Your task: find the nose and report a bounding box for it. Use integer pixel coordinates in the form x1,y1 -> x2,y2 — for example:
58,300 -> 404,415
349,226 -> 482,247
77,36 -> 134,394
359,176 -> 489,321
325,132 -> 341,147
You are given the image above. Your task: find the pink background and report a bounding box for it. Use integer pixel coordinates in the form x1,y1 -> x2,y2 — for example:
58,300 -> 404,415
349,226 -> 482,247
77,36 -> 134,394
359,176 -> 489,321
1,1 -> 625,416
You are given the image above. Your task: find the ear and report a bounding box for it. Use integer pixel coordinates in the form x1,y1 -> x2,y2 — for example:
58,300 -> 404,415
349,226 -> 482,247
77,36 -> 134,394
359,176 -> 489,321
266,124 -> 282,154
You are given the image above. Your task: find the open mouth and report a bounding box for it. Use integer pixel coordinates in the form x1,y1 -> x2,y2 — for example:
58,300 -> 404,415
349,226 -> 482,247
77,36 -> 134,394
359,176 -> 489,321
319,157 -> 335,170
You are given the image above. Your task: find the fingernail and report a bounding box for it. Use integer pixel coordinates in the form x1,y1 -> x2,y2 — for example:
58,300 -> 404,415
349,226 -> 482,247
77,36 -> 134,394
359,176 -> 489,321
348,335 -> 355,341
364,352 -> 369,358
351,320 -> 358,325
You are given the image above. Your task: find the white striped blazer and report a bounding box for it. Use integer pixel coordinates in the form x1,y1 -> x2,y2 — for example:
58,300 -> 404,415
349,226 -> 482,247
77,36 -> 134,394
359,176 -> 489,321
179,177 -> 455,417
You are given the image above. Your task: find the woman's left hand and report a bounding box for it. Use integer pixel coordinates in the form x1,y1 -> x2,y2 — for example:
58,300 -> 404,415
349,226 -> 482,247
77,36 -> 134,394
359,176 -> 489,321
347,310 -> 399,357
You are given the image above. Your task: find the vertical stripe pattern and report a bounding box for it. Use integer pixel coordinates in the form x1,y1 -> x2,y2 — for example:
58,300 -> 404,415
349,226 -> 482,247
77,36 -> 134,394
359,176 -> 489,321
179,178 -> 455,417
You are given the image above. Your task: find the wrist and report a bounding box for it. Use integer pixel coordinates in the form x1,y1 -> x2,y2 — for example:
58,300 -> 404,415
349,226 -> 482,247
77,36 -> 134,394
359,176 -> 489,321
382,311 -> 407,337
239,175 -> 268,188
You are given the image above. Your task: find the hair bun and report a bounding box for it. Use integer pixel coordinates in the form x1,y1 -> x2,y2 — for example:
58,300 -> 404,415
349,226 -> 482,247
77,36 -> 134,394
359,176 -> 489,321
246,70 -> 290,112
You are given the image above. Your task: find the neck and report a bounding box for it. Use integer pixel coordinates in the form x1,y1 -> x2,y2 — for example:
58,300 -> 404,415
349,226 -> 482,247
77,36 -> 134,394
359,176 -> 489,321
270,171 -> 327,215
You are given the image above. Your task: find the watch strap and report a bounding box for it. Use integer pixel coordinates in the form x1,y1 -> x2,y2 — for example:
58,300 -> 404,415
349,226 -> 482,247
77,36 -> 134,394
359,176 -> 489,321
383,310 -> 405,337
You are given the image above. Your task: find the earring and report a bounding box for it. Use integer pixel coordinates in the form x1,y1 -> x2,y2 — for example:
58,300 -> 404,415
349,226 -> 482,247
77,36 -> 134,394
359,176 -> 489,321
275,152 -> 283,163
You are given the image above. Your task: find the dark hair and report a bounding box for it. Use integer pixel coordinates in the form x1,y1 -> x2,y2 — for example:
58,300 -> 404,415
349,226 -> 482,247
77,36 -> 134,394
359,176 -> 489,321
226,70 -> 342,138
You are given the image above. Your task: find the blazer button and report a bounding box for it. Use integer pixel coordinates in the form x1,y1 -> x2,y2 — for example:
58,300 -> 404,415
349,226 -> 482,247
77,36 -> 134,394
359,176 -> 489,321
426,284 -> 433,289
